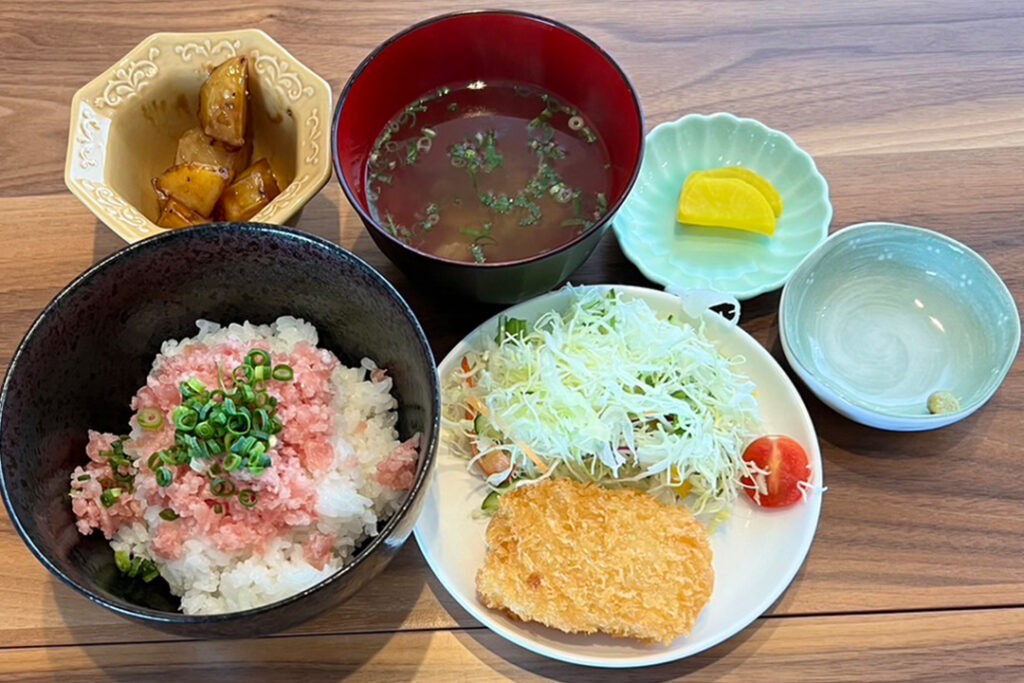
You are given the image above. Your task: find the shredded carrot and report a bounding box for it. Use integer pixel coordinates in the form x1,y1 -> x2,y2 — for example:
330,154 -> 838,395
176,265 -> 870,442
515,440 -> 549,473
468,397 -> 488,417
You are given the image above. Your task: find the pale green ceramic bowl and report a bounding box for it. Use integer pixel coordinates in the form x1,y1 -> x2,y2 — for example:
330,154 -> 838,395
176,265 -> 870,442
613,113 -> 832,299
780,222 -> 1020,431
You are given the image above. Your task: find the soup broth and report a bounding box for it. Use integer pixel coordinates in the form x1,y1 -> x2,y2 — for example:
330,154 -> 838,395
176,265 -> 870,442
366,82 -> 613,264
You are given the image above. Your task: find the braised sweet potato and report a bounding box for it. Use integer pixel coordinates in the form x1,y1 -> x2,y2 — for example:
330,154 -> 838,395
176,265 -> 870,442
156,197 -> 208,229
153,163 -> 231,217
217,158 -> 281,221
175,127 -> 251,182
199,57 -> 249,147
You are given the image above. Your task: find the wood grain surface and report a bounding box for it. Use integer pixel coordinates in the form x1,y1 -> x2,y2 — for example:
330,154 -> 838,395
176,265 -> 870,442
1,0 -> 1022,679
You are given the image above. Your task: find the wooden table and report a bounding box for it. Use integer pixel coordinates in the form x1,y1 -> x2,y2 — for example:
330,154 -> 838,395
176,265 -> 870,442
1,1 -> 1022,680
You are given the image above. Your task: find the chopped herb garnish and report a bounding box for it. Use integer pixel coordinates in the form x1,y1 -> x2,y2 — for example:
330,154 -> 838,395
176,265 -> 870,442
137,407 -> 163,431
77,474 -> 91,482
449,130 -> 503,176
115,551 -> 160,583
100,488 -> 122,507
478,192 -> 515,214
159,508 -> 179,521
382,213 -> 401,237
112,349 -> 294,508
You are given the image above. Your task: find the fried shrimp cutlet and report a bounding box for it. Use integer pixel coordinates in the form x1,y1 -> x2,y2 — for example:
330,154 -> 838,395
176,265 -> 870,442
475,479 -> 714,645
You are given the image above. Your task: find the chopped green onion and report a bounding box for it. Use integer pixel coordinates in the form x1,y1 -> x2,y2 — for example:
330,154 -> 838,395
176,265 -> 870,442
210,478 -> 236,497
198,401 -> 215,420
213,503 -> 224,515
160,351 -> 292,510
173,406 -> 198,431
137,407 -> 164,431
228,412 -> 251,435
247,349 -> 271,367
98,476 -> 114,490
100,488 -> 122,507
230,435 -> 255,455
115,550 -> 131,573
155,467 -> 173,487
159,508 -> 179,521
127,555 -> 143,578
141,564 -> 160,583
233,365 -> 253,384
238,490 -> 258,508
76,474 -> 91,482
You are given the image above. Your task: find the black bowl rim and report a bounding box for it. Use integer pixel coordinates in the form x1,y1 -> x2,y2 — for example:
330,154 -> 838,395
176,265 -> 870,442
331,8 -> 645,269
0,222 -> 441,625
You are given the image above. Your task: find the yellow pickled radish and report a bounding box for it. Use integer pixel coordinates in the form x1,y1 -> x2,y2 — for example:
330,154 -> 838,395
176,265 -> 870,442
692,167 -> 783,217
678,176 -> 776,236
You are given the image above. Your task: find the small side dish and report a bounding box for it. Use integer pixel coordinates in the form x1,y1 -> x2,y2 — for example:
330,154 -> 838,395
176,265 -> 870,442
68,317 -> 419,614
152,58 -> 281,228
780,222 -> 1020,431
613,113 -> 831,299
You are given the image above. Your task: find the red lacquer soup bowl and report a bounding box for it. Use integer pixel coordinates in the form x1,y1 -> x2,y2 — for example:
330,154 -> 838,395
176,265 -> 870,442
332,10 -> 644,304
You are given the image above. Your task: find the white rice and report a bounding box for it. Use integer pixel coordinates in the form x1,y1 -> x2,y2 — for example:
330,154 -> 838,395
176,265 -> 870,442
111,317 -> 408,614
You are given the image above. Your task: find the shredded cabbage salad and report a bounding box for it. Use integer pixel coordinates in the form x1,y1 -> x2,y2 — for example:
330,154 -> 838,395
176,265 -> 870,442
443,287 -> 762,518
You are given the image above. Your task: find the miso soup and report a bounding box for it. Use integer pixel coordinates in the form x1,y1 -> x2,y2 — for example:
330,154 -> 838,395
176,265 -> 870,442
365,81 -> 613,264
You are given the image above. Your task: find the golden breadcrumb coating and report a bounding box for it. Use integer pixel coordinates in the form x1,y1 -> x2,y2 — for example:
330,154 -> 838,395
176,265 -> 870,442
476,479 -> 714,645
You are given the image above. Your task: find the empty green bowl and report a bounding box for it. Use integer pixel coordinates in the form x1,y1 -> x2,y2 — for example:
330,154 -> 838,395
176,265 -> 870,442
613,113 -> 832,299
780,222 -> 1020,431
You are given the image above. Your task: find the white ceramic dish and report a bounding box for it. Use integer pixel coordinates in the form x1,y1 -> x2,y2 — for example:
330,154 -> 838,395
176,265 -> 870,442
413,285 -> 823,668
780,222 -> 1020,431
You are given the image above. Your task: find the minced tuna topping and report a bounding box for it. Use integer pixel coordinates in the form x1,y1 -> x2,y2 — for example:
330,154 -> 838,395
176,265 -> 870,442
68,317 -> 420,614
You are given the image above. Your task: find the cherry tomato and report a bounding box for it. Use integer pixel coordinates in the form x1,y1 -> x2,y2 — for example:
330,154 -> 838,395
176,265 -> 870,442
740,436 -> 811,508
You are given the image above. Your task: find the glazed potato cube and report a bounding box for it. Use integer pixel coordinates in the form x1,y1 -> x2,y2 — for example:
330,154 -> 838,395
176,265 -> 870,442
218,158 -> 281,221
153,163 -> 231,217
175,127 -> 251,182
199,57 -> 249,147
156,197 -> 208,229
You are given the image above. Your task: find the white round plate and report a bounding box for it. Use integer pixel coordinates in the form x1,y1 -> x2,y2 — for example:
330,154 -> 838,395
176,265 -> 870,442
413,285 -> 823,668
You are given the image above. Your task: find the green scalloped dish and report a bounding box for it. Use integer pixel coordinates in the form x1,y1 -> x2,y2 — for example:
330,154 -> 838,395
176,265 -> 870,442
613,113 -> 832,299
